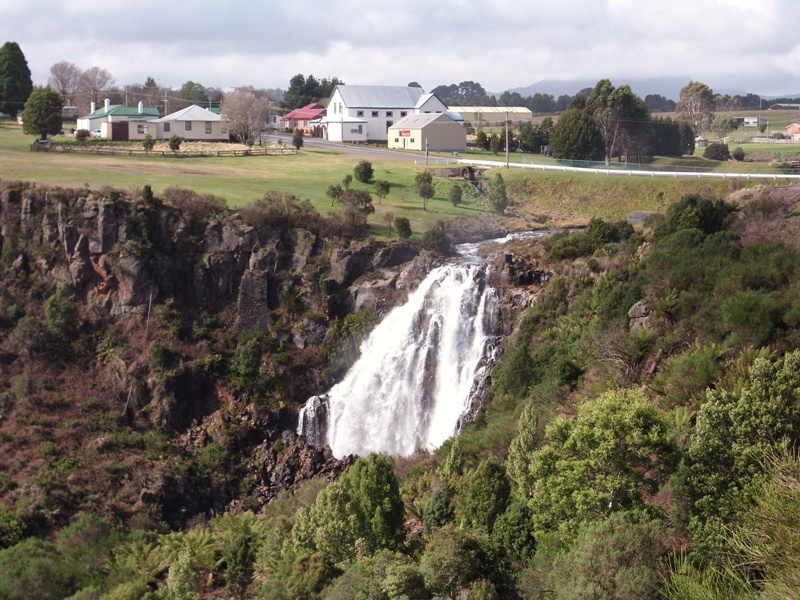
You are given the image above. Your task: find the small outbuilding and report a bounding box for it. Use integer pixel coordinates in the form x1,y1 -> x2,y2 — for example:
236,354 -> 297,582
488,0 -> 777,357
388,113 -> 466,152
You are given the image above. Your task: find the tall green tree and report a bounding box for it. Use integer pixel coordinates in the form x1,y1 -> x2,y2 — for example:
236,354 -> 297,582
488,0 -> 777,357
709,115 -> 738,140
585,79 -> 649,164
179,80 -> 207,103
507,402 -> 540,497
462,458 -> 511,532
0,42 -> 33,116
488,173 -> 507,214
549,104 -> 603,161
21,88 -> 63,140
677,81 -> 715,135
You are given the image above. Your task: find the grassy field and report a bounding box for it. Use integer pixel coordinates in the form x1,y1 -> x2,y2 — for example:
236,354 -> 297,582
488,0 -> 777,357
1,121 -> 786,237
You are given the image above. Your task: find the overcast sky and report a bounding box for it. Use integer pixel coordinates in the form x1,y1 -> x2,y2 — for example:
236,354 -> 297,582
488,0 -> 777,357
3,0 -> 800,99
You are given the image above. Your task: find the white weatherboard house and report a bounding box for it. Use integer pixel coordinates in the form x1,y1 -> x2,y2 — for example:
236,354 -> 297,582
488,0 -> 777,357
150,105 -> 228,141
321,85 -> 448,142
388,113 -> 466,152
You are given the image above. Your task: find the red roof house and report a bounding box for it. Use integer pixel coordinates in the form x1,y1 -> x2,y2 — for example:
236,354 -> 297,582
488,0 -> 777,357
282,103 -> 327,134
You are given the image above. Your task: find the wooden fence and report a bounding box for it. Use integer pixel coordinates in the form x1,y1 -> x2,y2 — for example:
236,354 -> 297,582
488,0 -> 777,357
48,145 -> 297,158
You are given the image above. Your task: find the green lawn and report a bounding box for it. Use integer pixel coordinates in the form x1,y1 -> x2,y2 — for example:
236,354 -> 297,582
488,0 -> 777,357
0,122 -> 487,240
2,121 -> 784,238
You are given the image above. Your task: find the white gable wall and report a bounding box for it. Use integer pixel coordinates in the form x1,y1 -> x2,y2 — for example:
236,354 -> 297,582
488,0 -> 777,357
325,86 -> 439,142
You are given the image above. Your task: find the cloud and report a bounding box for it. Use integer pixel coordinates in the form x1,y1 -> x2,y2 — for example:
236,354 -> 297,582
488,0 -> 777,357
4,0 -> 800,97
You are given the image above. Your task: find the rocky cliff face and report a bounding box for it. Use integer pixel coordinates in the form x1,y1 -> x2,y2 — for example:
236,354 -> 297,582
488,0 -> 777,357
0,182 -> 436,521
1,184 -> 421,326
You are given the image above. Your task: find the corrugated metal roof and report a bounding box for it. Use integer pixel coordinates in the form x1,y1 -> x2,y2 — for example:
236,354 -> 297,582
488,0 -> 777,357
159,105 -> 222,122
79,104 -> 160,119
415,93 -> 436,109
389,112 -> 454,129
334,85 -> 425,109
448,106 -> 533,115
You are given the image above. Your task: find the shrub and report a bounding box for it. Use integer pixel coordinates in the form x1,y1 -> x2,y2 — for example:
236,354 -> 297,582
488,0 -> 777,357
394,216 -> 412,239
163,186 -> 227,221
703,142 -> 730,161
488,173 -> 507,214
731,146 -> 745,161
423,488 -> 454,532
142,133 -> 154,153
44,286 -> 78,345
449,183 -> 463,206
292,128 -> 304,150
353,160 -> 373,183
140,184 -> 154,204
489,133 -> 503,156
74,129 -> 89,143
325,183 -> 344,206
461,458 -> 510,532
168,134 -> 182,152
421,221 -> 450,254
475,130 -> 489,150
419,525 -> 483,597
414,171 -> 433,188
654,193 -> 731,239
239,192 -> 322,231
374,180 -> 390,203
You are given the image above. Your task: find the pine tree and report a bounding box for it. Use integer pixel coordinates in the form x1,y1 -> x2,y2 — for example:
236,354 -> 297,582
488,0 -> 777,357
0,42 -> 33,116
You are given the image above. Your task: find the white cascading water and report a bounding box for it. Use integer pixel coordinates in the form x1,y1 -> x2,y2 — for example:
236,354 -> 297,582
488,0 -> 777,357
298,262 -> 499,458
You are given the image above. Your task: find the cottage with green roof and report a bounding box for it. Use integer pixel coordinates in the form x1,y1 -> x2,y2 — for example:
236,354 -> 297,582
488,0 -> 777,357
77,98 -> 160,139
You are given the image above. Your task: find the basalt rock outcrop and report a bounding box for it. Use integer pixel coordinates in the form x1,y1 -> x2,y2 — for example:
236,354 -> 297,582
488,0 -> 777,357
0,185 -> 420,327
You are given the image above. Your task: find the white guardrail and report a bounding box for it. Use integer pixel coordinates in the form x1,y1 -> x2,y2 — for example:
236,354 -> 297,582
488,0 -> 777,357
416,157 -> 800,181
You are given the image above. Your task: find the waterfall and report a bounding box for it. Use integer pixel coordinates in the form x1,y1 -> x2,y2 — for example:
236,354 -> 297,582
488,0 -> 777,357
298,262 -> 499,458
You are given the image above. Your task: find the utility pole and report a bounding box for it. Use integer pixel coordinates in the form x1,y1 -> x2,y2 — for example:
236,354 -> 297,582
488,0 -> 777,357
505,111 -> 510,168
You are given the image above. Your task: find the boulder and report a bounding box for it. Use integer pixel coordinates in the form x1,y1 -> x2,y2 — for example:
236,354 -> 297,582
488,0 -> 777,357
628,299 -> 652,331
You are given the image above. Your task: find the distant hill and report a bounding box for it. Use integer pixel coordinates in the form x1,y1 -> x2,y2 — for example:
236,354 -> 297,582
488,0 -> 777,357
503,77 -> 691,101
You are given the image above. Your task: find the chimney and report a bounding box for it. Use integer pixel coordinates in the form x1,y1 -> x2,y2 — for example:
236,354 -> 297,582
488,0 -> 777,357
138,101 -> 143,114
104,98 -> 110,113
90,101 -> 96,113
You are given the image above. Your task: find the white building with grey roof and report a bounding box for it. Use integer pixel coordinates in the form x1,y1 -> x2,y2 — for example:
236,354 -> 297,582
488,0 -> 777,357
321,85 -> 448,142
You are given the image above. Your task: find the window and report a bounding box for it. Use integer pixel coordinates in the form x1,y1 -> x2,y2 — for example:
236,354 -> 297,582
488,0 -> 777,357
185,121 -> 192,131
357,124 -> 363,134
163,122 -> 170,132
372,111 -> 379,117
205,121 -> 212,134
386,111 -> 393,117
400,111 -> 407,117
357,110 -> 364,117
410,138 -> 415,143
386,120 -> 393,131
394,138 -> 399,143
137,124 -> 148,134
